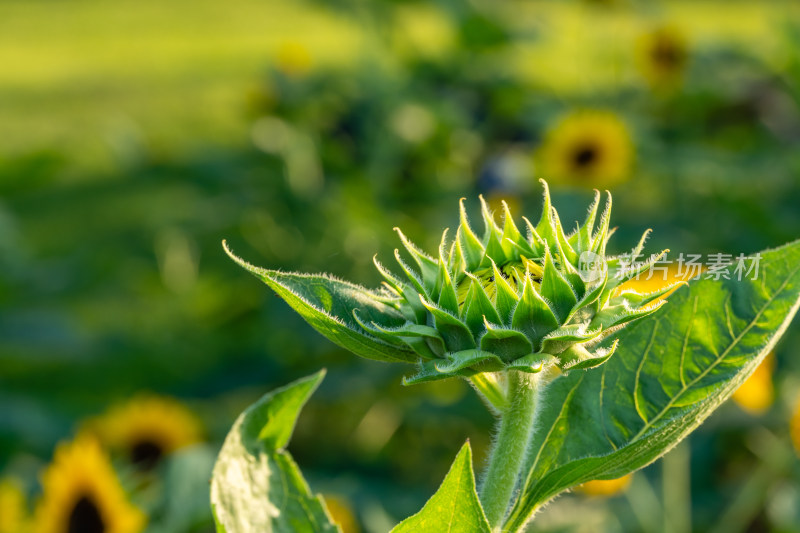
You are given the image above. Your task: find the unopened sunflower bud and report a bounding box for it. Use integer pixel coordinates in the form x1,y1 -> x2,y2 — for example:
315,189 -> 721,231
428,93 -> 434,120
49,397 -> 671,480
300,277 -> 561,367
224,180 -> 680,387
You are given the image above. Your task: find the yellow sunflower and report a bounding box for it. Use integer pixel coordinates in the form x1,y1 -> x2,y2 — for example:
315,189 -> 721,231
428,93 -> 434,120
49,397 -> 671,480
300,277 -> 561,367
731,353 -> 775,415
538,110 -> 633,189
636,25 -> 688,90
576,474 -> 632,497
1,478 -> 28,533
82,395 -> 202,470
33,436 -> 145,533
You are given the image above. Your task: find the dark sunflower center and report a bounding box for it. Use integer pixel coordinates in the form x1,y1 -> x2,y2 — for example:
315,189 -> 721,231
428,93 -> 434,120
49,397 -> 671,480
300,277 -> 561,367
68,495 -> 105,533
131,439 -> 164,470
572,143 -> 599,169
651,40 -> 683,68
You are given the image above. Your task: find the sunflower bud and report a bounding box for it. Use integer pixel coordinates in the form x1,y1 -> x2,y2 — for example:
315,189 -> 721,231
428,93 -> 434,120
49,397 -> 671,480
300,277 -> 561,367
224,180 -> 679,387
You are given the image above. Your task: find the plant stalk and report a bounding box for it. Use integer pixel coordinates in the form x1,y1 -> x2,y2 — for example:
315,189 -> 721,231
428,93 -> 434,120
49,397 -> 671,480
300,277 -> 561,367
479,371 -> 538,530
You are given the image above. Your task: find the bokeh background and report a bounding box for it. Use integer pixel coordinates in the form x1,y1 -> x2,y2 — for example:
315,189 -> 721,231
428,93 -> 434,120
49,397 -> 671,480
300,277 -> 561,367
2,0 -> 800,531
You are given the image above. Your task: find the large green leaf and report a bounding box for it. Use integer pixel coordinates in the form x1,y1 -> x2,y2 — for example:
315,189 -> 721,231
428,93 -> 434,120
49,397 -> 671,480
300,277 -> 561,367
505,239 -> 800,531
224,241 -> 416,363
211,370 -> 341,533
391,442 -> 491,533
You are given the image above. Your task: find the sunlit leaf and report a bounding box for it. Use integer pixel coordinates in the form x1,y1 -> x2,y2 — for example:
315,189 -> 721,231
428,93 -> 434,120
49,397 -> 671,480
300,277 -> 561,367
391,442 -> 490,533
505,240 -> 800,531
211,371 -> 340,533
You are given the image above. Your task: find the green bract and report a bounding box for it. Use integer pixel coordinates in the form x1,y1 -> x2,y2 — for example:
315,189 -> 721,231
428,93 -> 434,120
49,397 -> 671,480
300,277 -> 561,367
223,181 -> 680,387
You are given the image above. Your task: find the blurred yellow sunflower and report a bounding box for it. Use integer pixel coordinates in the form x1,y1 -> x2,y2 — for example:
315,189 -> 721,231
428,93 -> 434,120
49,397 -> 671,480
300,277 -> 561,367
636,25 -> 688,90
276,41 -> 313,77
731,353 -> 775,415
33,436 -> 145,533
1,478 -> 28,533
616,263 -> 694,299
576,474 -> 632,497
538,110 -> 633,189
792,397 -> 800,456
82,395 -> 202,470
323,494 -> 360,533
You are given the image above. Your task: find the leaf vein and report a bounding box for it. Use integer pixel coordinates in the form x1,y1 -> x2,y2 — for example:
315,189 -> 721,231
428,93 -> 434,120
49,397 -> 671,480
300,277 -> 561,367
633,322 -> 659,424
631,262 -> 800,441
678,297 -> 698,389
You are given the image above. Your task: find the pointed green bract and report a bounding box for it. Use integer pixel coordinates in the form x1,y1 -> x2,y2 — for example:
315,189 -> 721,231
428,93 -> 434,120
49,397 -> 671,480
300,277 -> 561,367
458,199 -> 485,270
420,296 -> 477,352
395,227 -> 439,294
512,275 -> 559,351
462,275 -> 502,336
501,200 -> 525,257
435,349 -> 504,374
491,260 -> 520,325
225,181 -> 681,383
540,248 -> 578,322
480,323 -> 534,362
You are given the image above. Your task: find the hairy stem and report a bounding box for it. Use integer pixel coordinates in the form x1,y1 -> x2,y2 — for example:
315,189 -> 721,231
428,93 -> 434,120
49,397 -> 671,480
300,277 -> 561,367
479,371 -> 538,530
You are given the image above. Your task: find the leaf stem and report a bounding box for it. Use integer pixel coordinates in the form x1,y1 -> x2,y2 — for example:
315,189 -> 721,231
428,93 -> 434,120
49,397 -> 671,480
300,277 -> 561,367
468,373 -> 508,414
479,371 -> 538,531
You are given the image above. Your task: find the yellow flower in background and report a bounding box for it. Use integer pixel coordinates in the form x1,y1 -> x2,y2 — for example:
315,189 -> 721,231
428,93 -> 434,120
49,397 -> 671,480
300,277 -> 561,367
323,495 -> 360,533
538,110 -> 633,189
616,263 -> 695,300
636,25 -> 688,90
792,397 -> 800,456
622,264 -> 774,416
276,41 -> 313,77
1,478 -> 27,533
33,436 -> 145,533
576,474 -> 632,497
82,395 -> 202,470
732,353 -> 775,415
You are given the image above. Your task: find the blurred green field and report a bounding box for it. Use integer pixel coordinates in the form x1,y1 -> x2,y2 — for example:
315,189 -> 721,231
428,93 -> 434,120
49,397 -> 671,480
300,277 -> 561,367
1,1 -> 800,532
0,0 -> 365,169
1,0 -> 797,169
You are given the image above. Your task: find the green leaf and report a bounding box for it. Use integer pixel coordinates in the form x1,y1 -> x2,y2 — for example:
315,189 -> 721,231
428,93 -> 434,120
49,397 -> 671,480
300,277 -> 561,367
224,241 -> 416,363
505,240 -> 800,531
391,442 -> 491,533
211,371 -> 340,533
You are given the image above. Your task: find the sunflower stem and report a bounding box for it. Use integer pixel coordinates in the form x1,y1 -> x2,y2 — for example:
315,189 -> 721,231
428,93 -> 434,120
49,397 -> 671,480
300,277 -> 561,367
479,371 -> 538,531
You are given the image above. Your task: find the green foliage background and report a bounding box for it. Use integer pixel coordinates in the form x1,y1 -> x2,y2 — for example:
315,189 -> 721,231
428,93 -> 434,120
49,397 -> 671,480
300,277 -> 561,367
1,0 -> 800,531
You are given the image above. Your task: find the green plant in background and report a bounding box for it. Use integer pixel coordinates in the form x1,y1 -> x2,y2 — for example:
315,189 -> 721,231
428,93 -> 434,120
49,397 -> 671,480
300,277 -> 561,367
214,180 -> 800,532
